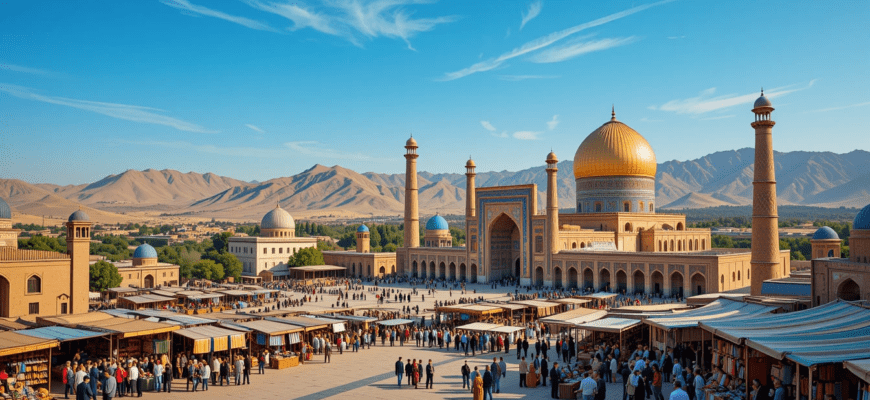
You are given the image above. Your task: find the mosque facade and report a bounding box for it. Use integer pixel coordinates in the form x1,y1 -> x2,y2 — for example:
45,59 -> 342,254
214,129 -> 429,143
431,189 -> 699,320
391,95 -> 791,296
229,204 -> 317,280
811,204 -> 870,305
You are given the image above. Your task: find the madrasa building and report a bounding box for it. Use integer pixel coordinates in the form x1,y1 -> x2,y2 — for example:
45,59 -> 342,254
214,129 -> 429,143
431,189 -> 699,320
388,93 -> 790,297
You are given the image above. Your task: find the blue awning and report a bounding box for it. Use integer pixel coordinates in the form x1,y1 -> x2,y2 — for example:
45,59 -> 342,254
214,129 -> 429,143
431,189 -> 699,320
761,281 -> 811,297
17,326 -> 107,342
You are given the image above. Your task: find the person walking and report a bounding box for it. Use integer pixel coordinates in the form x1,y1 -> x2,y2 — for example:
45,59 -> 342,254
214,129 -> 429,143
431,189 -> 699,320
102,372 -> 116,400
518,357 -> 528,388
128,363 -> 139,397
201,361 -> 210,391
412,361 -> 420,389
579,372 -> 597,400
461,361 -> 471,389
499,357 -> 507,390
212,357 -> 220,385
472,370 -> 484,400
670,380 -> 690,400
652,365 -> 664,400
490,358 -> 501,394
595,371 -> 607,400
405,359 -> 413,386
162,363 -> 173,393
115,366 -> 126,398
258,353 -> 266,375
219,360 -> 229,386
550,362 -> 561,399
395,357 -> 404,387
324,343 -> 332,363
482,366 -> 493,400
243,355 -> 251,384
693,369 -> 706,400
234,357 -> 243,386
425,359 -> 434,389
153,362 -> 164,393
541,356 -> 549,387
77,376 -> 94,400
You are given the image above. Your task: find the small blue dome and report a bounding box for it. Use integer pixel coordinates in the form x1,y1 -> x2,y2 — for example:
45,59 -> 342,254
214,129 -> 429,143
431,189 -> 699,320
812,226 -> 840,240
133,243 -> 158,259
0,197 -> 10,220
68,209 -> 90,222
754,95 -> 772,109
357,224 -> 369,233
426,215 -> 449,231
854,203 -> 870,230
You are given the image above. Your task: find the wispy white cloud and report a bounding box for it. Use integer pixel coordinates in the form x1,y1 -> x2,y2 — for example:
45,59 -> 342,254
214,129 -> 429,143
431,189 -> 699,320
0,84 -> 216,133
491,131 -> 509,138
480,120 -> 497,131
285,141 -> 374,160
699,114 -> 735,121
639,117 -> 663,122
160,0 -> 278,32
811,101 -> 870,113
0,62 -> 55,76
529,36 -> 637,63
440,0 -> 674,81
547,115 -> 559,130
247,0 -> 457,50
246,124 -> 265,133
513,131 -> 541,140
141,140 -> 289,158
667,35 -> 685,39
650,80 -> 817,114
497,74 -> 560,81
520,1 -> 543,30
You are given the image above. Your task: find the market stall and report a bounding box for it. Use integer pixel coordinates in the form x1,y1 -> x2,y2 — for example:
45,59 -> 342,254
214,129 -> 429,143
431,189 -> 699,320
37,312 -> 179,361
436,303 -> 505,324
0,331 -> 58,392
698,301 -> 870,400
172,325 -> 247,361
232,320 -> 303,369
576,292 -> 619,308
267,316 -> 332,345
539,307 -> 607,342
455,322 -> 502,332
550,297 -> 592,310
510,300 -> 565,320
116,294 -> 177,310
645,299 -> 779,362
573,317 -> 644,360
324,313 -> 377,331
301,315 -> 346,333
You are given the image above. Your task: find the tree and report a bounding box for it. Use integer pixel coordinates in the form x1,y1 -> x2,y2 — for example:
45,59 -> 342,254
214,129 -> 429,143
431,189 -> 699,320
90,261 -> 122,291
211,232 -> 233,253
191,260 -> 225,281
384,243 -> 398,252
287,247 -> 324,268
202,250 -> 242,281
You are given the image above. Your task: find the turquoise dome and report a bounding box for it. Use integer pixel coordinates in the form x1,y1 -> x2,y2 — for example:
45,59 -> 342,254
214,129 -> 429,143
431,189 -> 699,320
854,204 -> 870,230
812,226 -> 840,240
133,243 -> 158,259
426,215 -> 448,231
68,210 -> 90,222
0,197 -> 10,220
357,224 -> 369,233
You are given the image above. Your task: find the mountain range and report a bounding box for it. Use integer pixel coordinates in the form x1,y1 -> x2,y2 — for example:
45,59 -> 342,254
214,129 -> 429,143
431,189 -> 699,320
2,149 -> 868,223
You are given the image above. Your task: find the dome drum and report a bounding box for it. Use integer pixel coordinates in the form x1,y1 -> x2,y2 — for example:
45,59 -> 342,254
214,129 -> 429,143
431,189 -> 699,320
576,176 -> 655,214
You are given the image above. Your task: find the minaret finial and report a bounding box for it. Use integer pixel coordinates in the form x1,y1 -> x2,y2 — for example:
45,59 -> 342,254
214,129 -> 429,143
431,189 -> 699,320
275,202 -> 280,208
611,105 -> 616,121
761,87 -> 764,96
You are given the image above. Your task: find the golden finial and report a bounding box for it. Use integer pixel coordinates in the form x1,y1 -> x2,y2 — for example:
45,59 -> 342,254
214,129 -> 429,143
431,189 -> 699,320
611,105 -> 616,121
275,202 -> 280,208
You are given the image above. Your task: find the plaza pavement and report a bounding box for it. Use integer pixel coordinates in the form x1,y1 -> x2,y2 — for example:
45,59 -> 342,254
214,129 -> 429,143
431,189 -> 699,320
52,282 -> 682,399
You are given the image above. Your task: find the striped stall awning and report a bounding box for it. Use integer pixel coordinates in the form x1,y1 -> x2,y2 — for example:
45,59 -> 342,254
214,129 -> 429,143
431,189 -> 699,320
287,332 -> 301,345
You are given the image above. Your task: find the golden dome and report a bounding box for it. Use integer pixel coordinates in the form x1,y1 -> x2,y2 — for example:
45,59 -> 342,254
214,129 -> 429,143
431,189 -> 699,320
573,113 -> 657,179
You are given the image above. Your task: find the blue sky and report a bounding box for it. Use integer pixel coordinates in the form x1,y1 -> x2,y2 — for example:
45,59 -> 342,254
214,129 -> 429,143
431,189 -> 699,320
1,0 -> 868,185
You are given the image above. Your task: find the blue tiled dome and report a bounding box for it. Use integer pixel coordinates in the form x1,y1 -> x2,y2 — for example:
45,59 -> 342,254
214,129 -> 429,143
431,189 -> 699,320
426,215 -> 449,231
854,203 -> 870,230
261,205 -> 295,230
133,243 -> 158,259
68,209 -> 90,222
812,226 -> 840,240
0,197 -> 10,220
357,224 -> 369,233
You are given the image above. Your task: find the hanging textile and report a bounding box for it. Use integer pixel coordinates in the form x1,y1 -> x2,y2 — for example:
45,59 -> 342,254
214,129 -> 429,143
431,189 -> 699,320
152,339 -> 170,354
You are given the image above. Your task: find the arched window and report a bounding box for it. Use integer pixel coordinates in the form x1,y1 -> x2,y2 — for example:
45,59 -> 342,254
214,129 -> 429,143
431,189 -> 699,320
737,271 -> 741,280
580,242 -> 586,248
732,272 -> 735,282
678,241 -> 682,251
689,240 -> 693,251
639,201 -> 644,212
649,203 -> 654,212
625,223 -> 632,232
658,241 -> 662,252
578,203 -> 582,212
701,239 -> 706,250
27,276 -> 41,293
572,242 -> 577,249
623,202 -> 631,212
595,202 -> 602,212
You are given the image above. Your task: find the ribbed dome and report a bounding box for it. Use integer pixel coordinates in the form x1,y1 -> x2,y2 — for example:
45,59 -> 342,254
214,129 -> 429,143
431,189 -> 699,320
357,224 -> 369,233
754,95 -> 772,109
854,203 -> 870,230
261,205 -> 295,230
573,115 -> 657,179
133,243 -> 158,259
426,215 -> 449,231
0,197 -> 10,220
812,226 -> 840,240
68,209 -> 90,222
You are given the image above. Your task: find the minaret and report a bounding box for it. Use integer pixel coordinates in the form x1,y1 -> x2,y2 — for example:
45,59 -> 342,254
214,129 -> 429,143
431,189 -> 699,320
403,136 -> 420,249
546,151 -> 560,255
750,89 -> 784,295
65,208 -> 93,314
465,157 -> 476,219
356,225 -> 370,253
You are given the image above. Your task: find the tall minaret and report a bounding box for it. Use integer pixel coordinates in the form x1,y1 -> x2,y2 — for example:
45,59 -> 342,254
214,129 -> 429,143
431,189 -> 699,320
403,136 -> 420,249
750,89 -> 784,295
66,209 -> 93,315
465,157 -> 476,219
546,151 -> 560,255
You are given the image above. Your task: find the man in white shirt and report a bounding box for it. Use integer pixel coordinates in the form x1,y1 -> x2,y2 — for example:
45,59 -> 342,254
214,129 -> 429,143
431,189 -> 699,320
75,366 -> 88,388
128,363 -> 139,397
212,358 -> 221,385
201,362 -> 210,391
670,380 -> 691,400
579,372 -> 597,400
